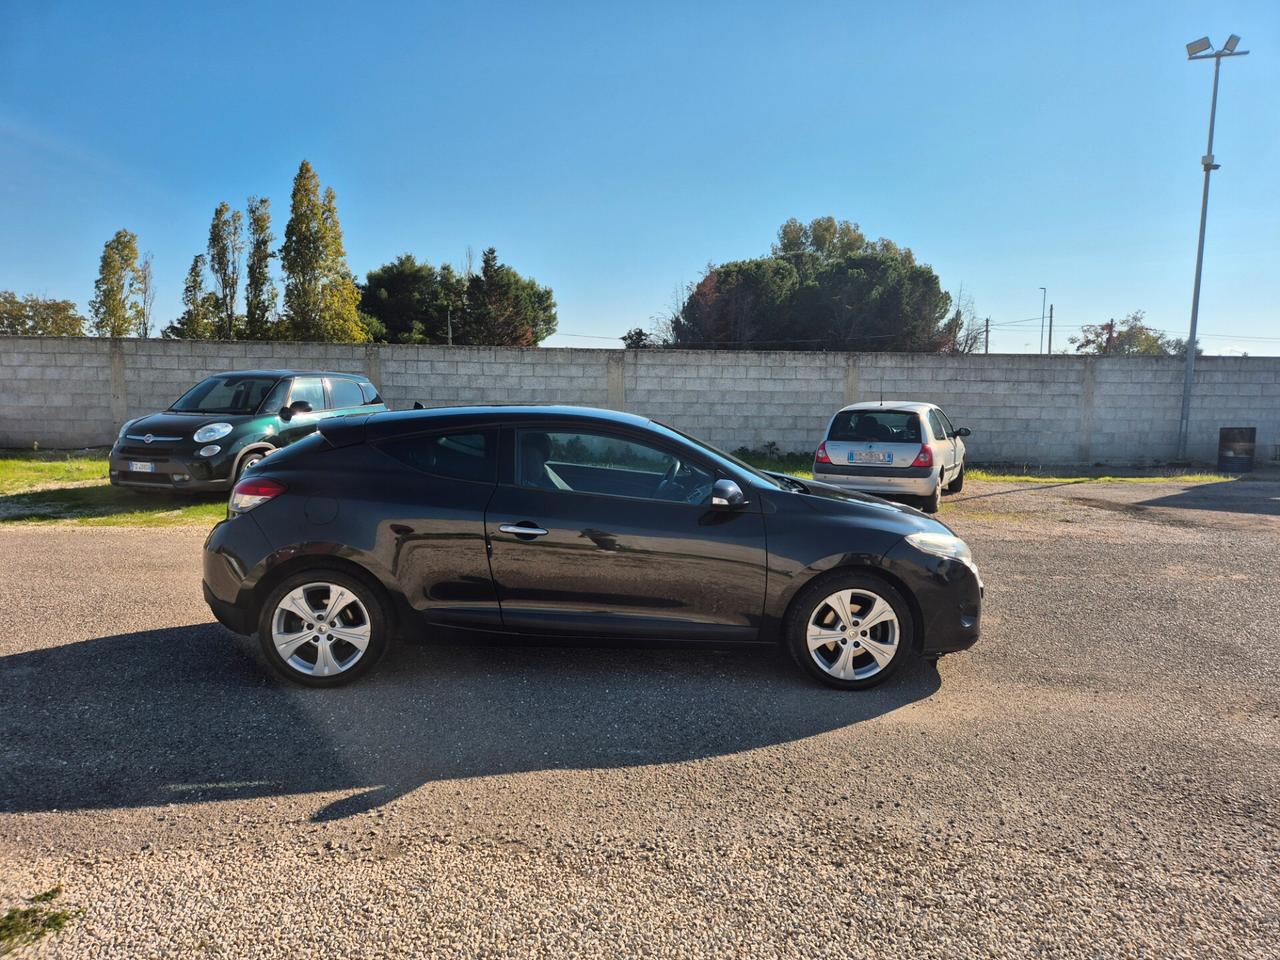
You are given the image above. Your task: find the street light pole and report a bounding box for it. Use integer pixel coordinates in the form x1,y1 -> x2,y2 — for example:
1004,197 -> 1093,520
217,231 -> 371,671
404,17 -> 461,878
1176,35 -> 1249,461
1038,287 -> 1046,354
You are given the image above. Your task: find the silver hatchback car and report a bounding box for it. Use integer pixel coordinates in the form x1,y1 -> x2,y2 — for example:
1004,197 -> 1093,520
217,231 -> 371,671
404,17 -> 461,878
812,401 -> 971,513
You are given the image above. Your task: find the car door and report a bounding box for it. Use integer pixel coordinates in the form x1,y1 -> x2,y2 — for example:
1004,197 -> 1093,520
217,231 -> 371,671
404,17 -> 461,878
485,424 -> 768,641
373,427 -> 502,630
927,408 -> 957,478
279,376 -> 326,445
938,407 -> 965,468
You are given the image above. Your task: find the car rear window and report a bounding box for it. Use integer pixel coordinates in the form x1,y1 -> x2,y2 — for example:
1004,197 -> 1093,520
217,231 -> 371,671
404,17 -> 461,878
378,431 -> 496,483
827,410 -> 922,443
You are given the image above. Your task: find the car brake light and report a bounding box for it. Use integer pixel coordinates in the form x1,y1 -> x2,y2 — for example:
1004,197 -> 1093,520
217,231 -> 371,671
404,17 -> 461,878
910,444 -> 934,468
815,441 -> 832,465
230,477 -> 287,513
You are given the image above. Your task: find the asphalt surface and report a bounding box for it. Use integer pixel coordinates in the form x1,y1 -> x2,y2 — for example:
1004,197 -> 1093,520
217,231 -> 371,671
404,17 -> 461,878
1,477 -> 1278,958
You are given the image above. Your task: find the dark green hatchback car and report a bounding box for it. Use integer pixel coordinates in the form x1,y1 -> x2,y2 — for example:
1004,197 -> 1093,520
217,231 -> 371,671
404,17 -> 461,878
109,370 -> 387,493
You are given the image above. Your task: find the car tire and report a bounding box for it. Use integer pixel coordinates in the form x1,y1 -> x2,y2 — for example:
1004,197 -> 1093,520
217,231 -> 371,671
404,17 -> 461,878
921,480 -> 942,513
946,465 -> 965,493
785,570 -> 914,690
256,568 -> 389,687
234,450 -> 267,483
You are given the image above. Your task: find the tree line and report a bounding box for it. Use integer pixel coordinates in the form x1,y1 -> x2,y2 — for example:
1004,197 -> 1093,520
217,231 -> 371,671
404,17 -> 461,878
0,160 -> 557,346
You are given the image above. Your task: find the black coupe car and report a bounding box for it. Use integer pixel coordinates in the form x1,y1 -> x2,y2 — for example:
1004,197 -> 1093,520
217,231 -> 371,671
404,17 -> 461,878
202,406 -> 981,689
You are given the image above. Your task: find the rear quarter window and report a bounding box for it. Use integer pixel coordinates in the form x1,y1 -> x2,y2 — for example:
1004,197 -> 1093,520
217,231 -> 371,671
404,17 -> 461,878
378,431 -> 496,483
828,411 -> 922,443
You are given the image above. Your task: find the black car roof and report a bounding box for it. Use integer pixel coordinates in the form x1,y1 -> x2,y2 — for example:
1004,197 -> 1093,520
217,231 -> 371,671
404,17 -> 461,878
207,370 -> 371,380
369,405 -> 652,431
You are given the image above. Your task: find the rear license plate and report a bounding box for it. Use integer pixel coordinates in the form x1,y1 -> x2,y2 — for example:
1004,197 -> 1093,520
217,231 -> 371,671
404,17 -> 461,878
852,451 -> 892,464
128,461 -> 155,473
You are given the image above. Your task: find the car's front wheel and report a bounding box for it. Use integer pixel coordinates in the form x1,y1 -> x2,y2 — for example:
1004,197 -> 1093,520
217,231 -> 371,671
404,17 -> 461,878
921,480 -> 942,513
235,450 -> 267,483
257,569 -> 388,687
786,572 -> 913,689
947,465 -> 965,493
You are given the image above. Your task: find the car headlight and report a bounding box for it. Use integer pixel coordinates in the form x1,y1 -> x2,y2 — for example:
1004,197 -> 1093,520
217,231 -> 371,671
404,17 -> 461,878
194,422 -> 234,443
905,531 -> 972,563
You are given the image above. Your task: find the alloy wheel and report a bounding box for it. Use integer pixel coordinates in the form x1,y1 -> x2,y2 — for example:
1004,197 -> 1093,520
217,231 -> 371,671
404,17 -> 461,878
805,588 -> 900,681
270,582 -> 372,678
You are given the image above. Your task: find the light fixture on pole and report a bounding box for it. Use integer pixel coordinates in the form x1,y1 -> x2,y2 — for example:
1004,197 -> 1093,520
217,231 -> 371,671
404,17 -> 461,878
1176,34 -> 1250,461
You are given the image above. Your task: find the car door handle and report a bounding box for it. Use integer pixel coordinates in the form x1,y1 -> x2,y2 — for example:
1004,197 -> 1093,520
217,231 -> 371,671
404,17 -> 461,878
499,523 -> 549,538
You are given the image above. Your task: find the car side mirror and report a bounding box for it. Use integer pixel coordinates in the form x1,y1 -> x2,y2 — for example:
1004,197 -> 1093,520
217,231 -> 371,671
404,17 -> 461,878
955,427 -> 972,438
710,478 -> 747,509
413,401 -> 425,410
278,400 -> 312,422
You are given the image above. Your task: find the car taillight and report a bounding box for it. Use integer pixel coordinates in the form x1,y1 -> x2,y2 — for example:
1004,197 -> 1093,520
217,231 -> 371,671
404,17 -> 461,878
815,441 -> 832,465
230,477 -> 287,513
910,444 -> 934,468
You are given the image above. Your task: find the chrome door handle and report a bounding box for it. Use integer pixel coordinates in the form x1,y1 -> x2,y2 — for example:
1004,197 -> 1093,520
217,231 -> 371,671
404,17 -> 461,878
499,523 -> 549,537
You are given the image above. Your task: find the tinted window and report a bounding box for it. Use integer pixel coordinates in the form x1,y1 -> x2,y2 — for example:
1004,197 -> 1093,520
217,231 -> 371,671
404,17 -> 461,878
328,377 -> 365,409
289,377 -> 326,410
827,410 -> 922,443
379,431 -> 495,483
517,429 -> 714,503
170,375 -> 279,414
927,410 -> 947,442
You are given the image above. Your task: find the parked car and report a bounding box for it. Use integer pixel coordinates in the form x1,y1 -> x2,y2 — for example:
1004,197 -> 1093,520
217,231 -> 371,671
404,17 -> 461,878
812,401 -> 971,513
109,370 -> 386,493
202,406 -> 982,690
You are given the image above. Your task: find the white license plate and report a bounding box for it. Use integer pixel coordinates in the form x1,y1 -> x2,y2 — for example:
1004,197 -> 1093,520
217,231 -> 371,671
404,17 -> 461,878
852,451 -> 892,464
128,461 -> 155,473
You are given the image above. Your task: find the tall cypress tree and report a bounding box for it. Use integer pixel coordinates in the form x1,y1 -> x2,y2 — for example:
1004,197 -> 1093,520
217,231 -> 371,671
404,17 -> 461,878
280,161 -> 326,339
89,229 -> 142,337
207,202 -> 244,340
244,196 -> 277,340
162,255 -> 218,340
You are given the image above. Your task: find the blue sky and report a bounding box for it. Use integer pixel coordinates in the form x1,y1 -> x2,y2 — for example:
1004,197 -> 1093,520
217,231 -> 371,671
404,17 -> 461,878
2,1 -> 1276,354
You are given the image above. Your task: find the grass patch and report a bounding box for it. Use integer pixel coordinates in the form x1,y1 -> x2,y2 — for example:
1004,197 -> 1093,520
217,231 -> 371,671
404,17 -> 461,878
0,484 -> 226,526
0,449 -> 108,495
0,886 -> 77,955
966,468 -> 1232,485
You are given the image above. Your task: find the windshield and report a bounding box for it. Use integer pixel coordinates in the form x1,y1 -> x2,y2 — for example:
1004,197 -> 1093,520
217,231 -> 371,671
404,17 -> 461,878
170,375 -> 282,415
650,420 -> 784,489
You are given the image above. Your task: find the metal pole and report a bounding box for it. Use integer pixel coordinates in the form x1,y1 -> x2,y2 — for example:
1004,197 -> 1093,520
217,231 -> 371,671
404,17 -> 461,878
1176,55 -> 1222,461
1038,288 -> 1047,354
1047,304 -> 1054,354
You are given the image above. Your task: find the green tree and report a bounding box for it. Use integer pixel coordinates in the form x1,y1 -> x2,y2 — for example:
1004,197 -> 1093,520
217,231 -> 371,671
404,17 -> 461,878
135,252 -> 155,337
244,196 -> 278,340
669,216 -> 948,351
89,229 -> 142,337
280,161 -> 367,341
162,255 -> 218,340
0,292 -> 87,335
459,247 -> 557,346
207,202 -> 244,340
360,254 -> 468,344
621,327 -> 654,348
1070,310 -> 1190,356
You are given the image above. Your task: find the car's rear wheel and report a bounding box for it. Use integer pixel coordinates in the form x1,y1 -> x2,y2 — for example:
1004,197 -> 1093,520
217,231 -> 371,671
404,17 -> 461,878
785,571 -> 913,690
921,480 -> 942,513
257,569 -> 388,687
946,465 -> 965,493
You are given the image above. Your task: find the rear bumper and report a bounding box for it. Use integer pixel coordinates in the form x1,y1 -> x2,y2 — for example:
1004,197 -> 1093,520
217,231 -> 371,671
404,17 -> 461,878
202,514 -> 275,634
813,464 -> 940,497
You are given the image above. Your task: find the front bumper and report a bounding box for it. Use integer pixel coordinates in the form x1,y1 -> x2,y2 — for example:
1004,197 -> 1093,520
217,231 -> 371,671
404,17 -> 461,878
109,445 -> 235,493
881,538 -> 982,655
813,464 -> 940,498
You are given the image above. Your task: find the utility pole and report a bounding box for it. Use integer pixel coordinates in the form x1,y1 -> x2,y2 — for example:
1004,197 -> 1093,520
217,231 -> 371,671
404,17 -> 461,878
1038,287 -> 1047,354
1177,33 -> 1250,461
984,317 -> 990,354
1047,304 -> 1054,354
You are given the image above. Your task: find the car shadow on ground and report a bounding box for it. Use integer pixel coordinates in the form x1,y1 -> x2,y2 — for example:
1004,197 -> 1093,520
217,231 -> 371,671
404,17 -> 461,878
1136,479 -> 1280,517
1,624 -> 940,821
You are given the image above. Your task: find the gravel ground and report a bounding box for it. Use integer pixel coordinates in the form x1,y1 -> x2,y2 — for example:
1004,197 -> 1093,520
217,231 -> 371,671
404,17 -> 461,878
2,478 -> 1278,958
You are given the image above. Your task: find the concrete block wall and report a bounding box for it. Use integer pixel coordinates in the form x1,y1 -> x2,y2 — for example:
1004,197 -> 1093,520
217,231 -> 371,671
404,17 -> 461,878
1,336 -> 1277,466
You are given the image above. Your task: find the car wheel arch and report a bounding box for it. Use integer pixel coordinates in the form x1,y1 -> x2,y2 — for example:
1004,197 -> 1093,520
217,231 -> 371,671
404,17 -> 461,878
248,552 -> 405,638
232,443 -> 278,480
776,562 -> 925,654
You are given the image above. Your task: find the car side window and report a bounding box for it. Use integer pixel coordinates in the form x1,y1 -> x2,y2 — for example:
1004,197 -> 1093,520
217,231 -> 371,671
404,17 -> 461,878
516,429 -> 714,504
328,377 -> 365,410
261,379 -> 291,413
289,377 -> 326,411
927,410 -> 948,442
379,431 -> 496,483
359,381 -> 382,405
938,409 -> 958,438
